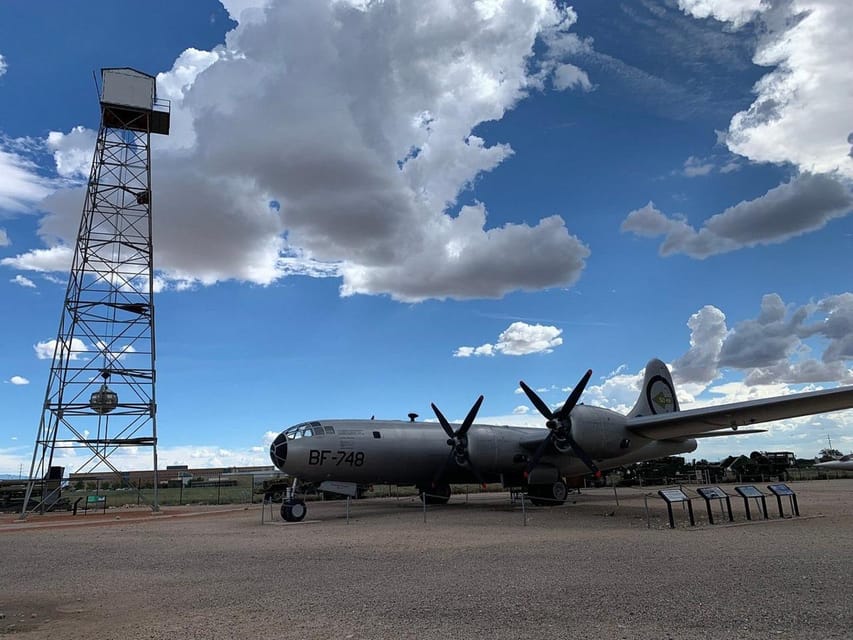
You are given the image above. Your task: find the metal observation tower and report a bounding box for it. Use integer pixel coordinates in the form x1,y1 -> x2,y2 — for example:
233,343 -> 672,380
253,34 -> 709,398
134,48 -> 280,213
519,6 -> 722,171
21,69 -> 170,515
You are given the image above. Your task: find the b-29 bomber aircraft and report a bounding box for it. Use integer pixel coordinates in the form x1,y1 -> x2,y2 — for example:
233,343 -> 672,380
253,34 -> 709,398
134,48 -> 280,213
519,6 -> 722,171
269,359 -> 853,521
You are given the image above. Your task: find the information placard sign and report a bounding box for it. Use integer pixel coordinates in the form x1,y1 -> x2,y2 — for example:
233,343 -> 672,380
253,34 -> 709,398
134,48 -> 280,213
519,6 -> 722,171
735,485 -> 764,498
767,483 -> 794,496
659,488 -> 690,503
697,486 -> 728,500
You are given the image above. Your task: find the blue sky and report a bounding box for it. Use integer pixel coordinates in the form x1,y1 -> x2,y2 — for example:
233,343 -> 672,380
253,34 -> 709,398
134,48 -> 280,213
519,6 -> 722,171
1,0 -> 852,474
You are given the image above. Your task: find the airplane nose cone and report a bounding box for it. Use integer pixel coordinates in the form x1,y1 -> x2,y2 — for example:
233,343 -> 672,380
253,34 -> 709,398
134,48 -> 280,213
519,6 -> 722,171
269,431 -> 288,469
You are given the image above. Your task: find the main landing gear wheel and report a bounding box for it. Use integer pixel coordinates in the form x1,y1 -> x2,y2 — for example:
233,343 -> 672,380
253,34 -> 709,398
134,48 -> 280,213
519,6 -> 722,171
281,498 -> 307,522
527,480 -> 568,507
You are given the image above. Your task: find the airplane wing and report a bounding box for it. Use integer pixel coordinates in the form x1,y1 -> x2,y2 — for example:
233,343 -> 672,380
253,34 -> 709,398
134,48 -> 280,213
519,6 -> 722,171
627,386 -> 853,441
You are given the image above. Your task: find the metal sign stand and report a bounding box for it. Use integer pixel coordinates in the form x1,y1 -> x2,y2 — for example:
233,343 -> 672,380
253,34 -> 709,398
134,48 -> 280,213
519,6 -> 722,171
658,488 -> 695,529
767,483 -> 800,518
735,485 -> 769,520
696,486 -> 734,525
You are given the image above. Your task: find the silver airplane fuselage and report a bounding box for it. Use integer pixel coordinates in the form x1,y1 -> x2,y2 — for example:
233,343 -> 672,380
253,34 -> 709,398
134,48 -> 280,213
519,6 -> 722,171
269,405 -> 698,488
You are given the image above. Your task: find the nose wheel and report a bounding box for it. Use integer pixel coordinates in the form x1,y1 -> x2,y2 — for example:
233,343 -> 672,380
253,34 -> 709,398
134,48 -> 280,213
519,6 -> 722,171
281,498 -> 307,522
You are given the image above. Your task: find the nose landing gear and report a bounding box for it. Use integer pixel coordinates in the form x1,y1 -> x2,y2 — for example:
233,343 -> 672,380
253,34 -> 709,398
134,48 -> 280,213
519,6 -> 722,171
281,498 -> 307,522
279,477 -> 307,522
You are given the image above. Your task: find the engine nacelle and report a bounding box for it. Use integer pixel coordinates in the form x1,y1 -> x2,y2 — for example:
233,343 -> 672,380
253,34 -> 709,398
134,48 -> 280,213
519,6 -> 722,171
569,406 -> 636,459
467,426 -> 527,474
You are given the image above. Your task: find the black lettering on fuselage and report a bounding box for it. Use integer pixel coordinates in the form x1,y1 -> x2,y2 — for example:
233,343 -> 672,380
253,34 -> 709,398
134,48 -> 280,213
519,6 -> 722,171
308,449 -> 365,466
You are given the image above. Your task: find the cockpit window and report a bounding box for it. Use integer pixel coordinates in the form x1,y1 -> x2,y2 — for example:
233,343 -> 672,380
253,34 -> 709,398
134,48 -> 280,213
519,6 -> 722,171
284,422 -> 335,439
285,422 -> 311,439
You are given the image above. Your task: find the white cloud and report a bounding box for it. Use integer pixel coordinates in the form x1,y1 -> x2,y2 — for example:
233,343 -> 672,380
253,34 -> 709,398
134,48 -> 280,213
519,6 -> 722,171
45,127 -> 96,179
719,160 -> 741,174
9,376 -> 29,385
682,0 -> 853,179
454,321 -> 563,357
583,365 -> 645,415
1,246 -> 73,272
454,344 -> 496,358
34,337 -> 89,361
621,173 -> 853,258
678,0 -> 768,28
0,437 -> 278,475
219,0 -> 271,23
552,63 -> 592,91
0,53 -> 6,76
0,228 -> 8,247
682,155 -> 714,177
672,305 -> 728,385
11,274 -> 36,288
671,293 -> 853,388
0,143 -> 52,212
512,405 -> 530,415
11,1 -> 592,301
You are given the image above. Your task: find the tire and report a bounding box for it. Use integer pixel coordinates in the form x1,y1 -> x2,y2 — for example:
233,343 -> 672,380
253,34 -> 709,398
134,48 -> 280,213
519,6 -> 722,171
551,480 -> 568,504
527,480 -> 567,506
281,499 -> 307,522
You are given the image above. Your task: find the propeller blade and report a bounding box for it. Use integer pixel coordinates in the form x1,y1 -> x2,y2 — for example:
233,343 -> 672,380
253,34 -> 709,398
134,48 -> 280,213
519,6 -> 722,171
524,431 -> 555,478
565,433 -> 601,478
458,395 -> 484,436
555,369 -> 592,419
432,449 -> 455,488
467,460 -> 488,489
519,381 -> 554,420
431,403 -> 455,439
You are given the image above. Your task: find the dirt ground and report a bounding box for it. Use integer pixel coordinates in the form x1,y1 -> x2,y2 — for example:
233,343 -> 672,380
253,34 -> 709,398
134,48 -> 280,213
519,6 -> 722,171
1,479 -> 852,639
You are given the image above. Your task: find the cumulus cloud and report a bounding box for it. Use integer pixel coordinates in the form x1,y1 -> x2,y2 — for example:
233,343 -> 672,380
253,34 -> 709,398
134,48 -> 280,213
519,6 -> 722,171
1,246 -> 73,273
678,0 -> 768,28
0,142 -> 52,212
454,321 -> 563,357
621,173 -> 853,258
11,274 -> 36,288
583,365 -> 645,414
672,305 -> 728,384
682,0 -> 853,179
0,53 -> 6,76
671,293 -> 853,387
45,127 -> 97,179
11,1 -> 592,302
8,376 -> 29,385
0,228 -> 8,247
34,337 -> 89,360
552,63 -> 593,91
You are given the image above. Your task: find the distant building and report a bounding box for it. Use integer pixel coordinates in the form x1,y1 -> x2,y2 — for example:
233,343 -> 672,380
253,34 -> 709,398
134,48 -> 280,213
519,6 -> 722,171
69,465 -> 276,488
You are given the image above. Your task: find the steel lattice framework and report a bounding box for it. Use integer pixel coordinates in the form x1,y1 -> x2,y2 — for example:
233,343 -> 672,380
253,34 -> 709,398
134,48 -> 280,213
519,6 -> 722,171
21,69 -> 169,516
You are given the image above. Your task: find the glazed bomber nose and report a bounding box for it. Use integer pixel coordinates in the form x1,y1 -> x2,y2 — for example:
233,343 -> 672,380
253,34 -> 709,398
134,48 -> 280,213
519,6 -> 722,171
270,431 -> 288,468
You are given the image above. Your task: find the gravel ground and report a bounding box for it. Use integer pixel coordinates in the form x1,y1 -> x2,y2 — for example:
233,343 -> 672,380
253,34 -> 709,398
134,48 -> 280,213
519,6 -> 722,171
1,479 -> 851,639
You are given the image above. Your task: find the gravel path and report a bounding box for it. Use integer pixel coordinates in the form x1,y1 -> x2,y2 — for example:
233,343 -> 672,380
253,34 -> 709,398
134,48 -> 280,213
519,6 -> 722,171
2,479 -> 852,639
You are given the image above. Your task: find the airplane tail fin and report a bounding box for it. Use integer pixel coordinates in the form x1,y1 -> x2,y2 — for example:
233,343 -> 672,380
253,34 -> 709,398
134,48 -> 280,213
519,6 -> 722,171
628,358 -> 680,418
